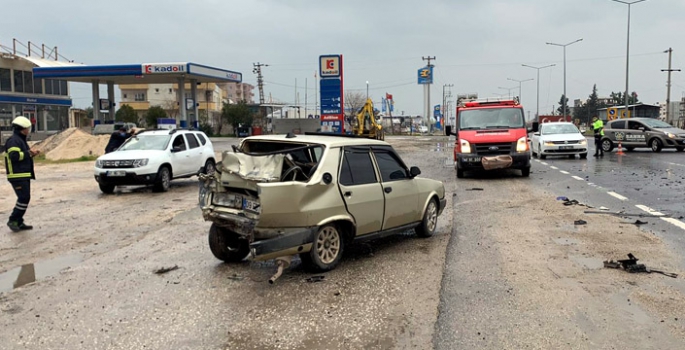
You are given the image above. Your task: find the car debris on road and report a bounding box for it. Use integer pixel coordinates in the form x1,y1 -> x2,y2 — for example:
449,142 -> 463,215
603,253 -> 678,278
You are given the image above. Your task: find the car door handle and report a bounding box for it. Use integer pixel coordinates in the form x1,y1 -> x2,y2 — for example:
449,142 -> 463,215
384,187 -> 392,193
344,191 -> 352,197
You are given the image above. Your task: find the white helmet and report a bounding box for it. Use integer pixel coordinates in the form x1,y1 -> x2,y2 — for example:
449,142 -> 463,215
12,116 -> 32,129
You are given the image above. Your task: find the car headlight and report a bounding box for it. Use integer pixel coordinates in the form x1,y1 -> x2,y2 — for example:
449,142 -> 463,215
132,159 -> 149,167
459,139 -> 472,154
667,133 -> 676,139
579,139 -> 587,145
517,136 -> 529,152
95,159 -> 103,168
544,141 -> 555,146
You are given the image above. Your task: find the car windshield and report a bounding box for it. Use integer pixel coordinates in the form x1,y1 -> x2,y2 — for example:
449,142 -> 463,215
541,124 -> 580,135
458,108 -> 525,130
118,135 -> 170,151
641,119 -> 673,129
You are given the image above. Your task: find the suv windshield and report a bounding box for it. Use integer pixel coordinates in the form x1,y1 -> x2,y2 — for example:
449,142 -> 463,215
119,135 -> 170,151
541,124 -> 579,135
641,119 -> 673,129
459,108 -> 525,130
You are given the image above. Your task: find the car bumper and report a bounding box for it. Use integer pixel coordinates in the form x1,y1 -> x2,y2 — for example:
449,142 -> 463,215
540,144 -> 588,155
249,227 -> 318,261
456,153 -> 530,170
94,171 -> 159,186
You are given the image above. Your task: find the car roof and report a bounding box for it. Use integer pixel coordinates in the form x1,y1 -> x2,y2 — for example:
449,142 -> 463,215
542,122 -> 574,125
138,129 -> 205,136
242,134 -> 389,148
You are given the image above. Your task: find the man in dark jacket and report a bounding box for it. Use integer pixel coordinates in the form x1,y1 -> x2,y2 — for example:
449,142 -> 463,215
4,116 -> 39,232
104,127 -> 131,153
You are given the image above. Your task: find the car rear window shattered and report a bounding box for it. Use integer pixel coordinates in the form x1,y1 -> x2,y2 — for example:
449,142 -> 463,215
225,141 -> 325,182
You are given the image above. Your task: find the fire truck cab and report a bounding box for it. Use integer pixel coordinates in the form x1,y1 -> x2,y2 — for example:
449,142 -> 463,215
445,97 -> 531,178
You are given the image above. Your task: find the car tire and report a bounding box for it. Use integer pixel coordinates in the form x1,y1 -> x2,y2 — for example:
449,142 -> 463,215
416,198 -> 439,238
539,154 -> 546,160
99,183 -> 115,194
202,159 -> 216,175
300,224 -> 344,272
676,147 -> 684,152
580,153 -> 588,159
153,166 -> 171,192
456,168 -> 464,179
208,224 -> 250,263
602,139 -> 614,152
521,167 -> 530,177
650,138 -> 663,152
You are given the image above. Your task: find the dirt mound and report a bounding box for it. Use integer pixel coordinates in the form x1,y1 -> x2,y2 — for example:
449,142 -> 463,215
34,128 -> 111,161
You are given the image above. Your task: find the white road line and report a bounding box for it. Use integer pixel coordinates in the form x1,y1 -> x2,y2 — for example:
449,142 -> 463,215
550,166 -> 559,170
572,176 -> 584,181
665,162 -> 685,168
560,170 -> 569,174
661,217 -> 685,231
607,191 -> 628,201
541,162 -> 548,165
533,159 -> 540,163
635,204 -> 665,217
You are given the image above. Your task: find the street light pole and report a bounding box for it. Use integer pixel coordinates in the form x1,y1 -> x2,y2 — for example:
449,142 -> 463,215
498,86 -> 517,98
546,38 -> 583,119
522,64 -> 556,121
611,0 -> 647,118
506,77 -> 534,104
365,81 -> 369,100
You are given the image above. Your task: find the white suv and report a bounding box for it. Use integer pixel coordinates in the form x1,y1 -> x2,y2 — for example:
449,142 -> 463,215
94,129 -> 215,193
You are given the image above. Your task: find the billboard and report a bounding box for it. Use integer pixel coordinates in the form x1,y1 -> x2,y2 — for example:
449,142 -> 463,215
418,66 -> 433,84
319,54 -> 344,134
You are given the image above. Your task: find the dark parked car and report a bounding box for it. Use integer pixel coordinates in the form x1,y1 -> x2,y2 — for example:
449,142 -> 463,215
601,118 -> 685,152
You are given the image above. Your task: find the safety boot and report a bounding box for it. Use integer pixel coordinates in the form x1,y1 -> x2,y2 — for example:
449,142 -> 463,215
7,221 -> 20,232
19,223 -> 33,230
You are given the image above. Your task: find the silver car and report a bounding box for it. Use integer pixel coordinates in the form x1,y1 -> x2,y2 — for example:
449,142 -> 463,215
601,118 -> 685,152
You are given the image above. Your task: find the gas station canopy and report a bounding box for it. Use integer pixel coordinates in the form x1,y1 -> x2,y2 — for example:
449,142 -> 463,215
33,62 -> 242,84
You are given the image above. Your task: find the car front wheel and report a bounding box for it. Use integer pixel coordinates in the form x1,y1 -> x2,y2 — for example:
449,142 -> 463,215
99,183 -> 115,194
416,198 -> 439,238
153,166 -> 171,192
300,224 -> 344,272
650,138 -> 663,152
602,139 -> 614,152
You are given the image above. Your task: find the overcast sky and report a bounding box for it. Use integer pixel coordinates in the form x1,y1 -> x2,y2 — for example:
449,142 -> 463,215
4,0 -> 685,118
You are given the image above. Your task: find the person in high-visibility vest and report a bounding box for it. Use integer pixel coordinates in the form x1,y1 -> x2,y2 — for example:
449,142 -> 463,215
592,116 -> 604,157
3,116 -> 39,232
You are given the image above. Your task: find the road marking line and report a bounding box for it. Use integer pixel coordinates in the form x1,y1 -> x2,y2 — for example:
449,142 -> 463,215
607,191 -> 628,201
550,166 -> 559,170
661,217 -> 685,231
533,159 -> 540,163
635,205 -> 665,216
541,162 -> 548,165
560,170 -> 569,174
572,176 -> 584,181
666,162 -> 685,168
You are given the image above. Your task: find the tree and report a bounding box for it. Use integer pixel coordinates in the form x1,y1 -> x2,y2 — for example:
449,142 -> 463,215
583,84 -> 600,122
556,94 -> 570,116
344,91 -> 366,125
609,91 -> 639,106
116,104 -> 138,124
144,106 -> 167,128
221,100 -> 253,130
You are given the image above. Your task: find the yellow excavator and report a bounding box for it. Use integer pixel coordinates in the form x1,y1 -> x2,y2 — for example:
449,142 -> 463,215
353,98 -> 384,140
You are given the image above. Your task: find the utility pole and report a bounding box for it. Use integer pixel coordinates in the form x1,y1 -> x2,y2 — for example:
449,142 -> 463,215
252,62 -> 268,104
661,48 -> 680,123
422,56 -> 436,129
442,84 -> 453,126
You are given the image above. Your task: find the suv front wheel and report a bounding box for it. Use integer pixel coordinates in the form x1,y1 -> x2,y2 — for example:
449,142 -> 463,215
300,224 -> 345,272
153,166 -> 171,192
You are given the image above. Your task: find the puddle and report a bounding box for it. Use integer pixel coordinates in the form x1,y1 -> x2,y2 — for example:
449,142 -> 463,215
553,237 -> 581,246
570,255 -> 604,270
0,254 -> 82,293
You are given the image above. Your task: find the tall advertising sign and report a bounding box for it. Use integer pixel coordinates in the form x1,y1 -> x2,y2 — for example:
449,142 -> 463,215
417,66 -> 433,84
319,55 -> 345,134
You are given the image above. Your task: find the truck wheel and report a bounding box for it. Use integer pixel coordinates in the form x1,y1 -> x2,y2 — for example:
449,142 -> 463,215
300,224 -> 344,272
416,198 -> 439,238
208,224 -> 250,262
521,167 -> 530,177
456,168 -> 464,178
602,139 -> 614,152
650,138 -> 663,152
99,183 -> 115,194
153,166 -> 171,192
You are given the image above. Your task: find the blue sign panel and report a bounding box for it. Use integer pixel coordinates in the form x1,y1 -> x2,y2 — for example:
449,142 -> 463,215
434,104 -> 441,118
320,78 -> 342,115
0,94 -> 72,106
418,66 -> 433,84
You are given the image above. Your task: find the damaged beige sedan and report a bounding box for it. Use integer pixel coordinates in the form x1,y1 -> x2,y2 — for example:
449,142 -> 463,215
199,134 -> 446,282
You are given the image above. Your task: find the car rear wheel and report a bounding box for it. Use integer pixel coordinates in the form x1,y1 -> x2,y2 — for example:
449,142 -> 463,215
416,198 -> 439,238
99,183 -> 115,194
456,168 -> 464,178
202,159 -> 216,175
300,224 -> 344,272
208,224 -> 250,262
153,166 -> 171,192
650,138 -> 663,152
602,139 -> 614,152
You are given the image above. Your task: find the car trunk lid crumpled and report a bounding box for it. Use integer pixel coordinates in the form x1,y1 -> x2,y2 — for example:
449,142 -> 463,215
200,151 -> 286,236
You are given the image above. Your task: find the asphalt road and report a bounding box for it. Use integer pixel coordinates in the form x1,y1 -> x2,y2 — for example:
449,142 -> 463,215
1,136 -> 685,349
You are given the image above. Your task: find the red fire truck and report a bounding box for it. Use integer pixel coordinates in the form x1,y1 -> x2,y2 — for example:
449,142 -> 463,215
446,98 -> 531,178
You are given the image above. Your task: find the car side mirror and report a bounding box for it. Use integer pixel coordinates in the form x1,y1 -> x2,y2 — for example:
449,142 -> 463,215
410,166 -> 421,177
171,146 -> 183,153
531,122 -> 539,133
